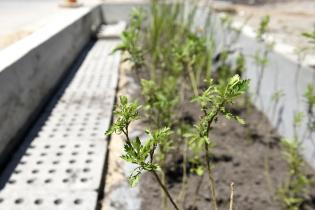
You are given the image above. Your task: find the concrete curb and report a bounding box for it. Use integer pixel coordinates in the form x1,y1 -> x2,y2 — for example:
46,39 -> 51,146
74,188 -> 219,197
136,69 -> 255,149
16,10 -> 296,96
0,5 -> 103,168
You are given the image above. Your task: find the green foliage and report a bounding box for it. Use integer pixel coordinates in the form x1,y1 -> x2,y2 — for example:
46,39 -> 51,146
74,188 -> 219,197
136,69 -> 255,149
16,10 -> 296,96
257,15 -> 270,41
141,77 -> 179,128
271,90 -> 285,102
106,96 -> 173,187
304,84 -> 315,114
253,50 -> 269,68
293,112 -> 304,128
302,30 -> 315,44
277,138 -> 309,210
113,8 -> 145,69
190,75 -> 249,147
105,96 -> 141,136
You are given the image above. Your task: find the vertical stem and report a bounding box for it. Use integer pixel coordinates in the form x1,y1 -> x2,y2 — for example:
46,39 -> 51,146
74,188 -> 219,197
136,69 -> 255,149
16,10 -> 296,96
187,64 -> 199,97
204,143 -> 218,210
177,138 -> 188,206
161,169 -> 168,210
229,182 -> 234,210
191,173 -> 204,207
151,170 -> 181,210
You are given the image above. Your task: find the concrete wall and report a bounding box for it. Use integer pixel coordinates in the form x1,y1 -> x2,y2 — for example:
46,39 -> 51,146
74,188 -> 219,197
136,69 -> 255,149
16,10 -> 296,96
194,8 -> 315,168
101,2 -> 149,23
0,5 -> 103,167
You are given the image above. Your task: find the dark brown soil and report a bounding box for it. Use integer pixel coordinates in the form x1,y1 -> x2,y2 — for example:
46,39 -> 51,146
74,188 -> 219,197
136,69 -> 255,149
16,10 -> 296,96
139,101 -> 315,210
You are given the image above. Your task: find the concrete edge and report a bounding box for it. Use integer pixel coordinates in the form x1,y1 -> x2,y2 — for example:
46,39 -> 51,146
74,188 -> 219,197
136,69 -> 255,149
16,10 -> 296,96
0,4 -> 104,168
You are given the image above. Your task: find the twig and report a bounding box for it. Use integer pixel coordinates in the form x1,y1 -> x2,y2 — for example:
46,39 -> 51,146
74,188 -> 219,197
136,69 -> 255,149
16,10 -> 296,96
152,170 -> 181,210
229,182 -> 234,210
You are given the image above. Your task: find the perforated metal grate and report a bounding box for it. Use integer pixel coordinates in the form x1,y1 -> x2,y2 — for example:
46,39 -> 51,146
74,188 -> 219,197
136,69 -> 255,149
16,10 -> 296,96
0,36 -> 122,210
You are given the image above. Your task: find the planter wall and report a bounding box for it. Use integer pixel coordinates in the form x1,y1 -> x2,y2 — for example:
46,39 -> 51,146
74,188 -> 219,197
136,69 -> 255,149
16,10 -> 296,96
195,7 -> 315,168
0,5 -> 103,168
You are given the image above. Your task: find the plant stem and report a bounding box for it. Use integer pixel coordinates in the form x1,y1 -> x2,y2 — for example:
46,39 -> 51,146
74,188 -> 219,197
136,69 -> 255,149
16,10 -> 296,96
151,170 -> 180,210
187,63 -> 199,96
177,138 -> 188,207
192,173 -> 204,207
229,182 -> 234,210
204,142 -> 218,210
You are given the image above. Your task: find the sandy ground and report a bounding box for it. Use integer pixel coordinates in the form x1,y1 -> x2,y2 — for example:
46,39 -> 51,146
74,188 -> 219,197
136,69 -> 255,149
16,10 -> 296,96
214,0 -> 315,54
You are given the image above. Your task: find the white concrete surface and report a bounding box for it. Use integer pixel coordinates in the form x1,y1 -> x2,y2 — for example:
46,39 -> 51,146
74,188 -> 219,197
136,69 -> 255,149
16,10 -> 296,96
0,38 -> 121,210
0,5 -> 103,167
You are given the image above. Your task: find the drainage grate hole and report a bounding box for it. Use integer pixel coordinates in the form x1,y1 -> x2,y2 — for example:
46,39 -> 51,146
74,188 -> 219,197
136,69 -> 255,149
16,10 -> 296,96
89,144 -> 95,148
40,153 -> 47,157
44,145 -> 51,149
54,199 -> 62,205
62,178 -> 69,183
85,159 -> 92,164
15,198 -> 23,204
25,152 -> 31,157
53,161 -> 59,165
59,145 -> 66,149
48,169 -> 56,174
27,179 -> 35,184
20,161 -> 26,165
32,169 -> 39,174
74,144 -> 80,148
0,198 -> 3,203
36,161 -> 43,165
8,179 -> 16,184
80,178 -> 88,183
66,169 -> 72,173
72,152 -> 78,156
87,151 -> 94,155
74,199 -> 82,205
83,168 -> 90,173
44,179 -> 52,184
91,133 -> 97,137
14,170 -> 21,174
56,152 -> 63,156
69,160 -> 76,164
34,199 -> 43,205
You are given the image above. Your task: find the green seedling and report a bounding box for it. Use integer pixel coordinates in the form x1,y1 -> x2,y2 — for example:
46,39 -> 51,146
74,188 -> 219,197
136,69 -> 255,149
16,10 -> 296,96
270,90 -> 285,122
302,84 -> 315,144
277,138 -> 310,210
293,111 -> 304,141
253,15 -> 272,110
302,30 -> 315,45
105,96 -> 180,210
113,8 -> 145,73
257,15 -> 270,41
190,75 -> 249,210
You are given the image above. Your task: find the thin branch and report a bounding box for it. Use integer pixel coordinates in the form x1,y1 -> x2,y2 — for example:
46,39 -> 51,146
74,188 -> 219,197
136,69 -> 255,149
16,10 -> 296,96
229,182 -> 234,210
151,170 -> 181,210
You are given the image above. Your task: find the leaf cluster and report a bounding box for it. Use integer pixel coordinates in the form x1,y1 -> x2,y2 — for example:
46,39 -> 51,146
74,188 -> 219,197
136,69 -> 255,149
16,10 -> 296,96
277,139 -> 310,210
113,8 -> 145,69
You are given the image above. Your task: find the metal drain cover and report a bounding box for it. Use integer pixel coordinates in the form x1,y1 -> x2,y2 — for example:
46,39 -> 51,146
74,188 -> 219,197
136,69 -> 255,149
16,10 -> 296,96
0,36 -> 123,210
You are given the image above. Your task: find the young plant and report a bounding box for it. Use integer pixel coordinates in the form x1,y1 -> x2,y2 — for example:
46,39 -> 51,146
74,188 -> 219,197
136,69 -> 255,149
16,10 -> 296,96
105,96 -> 180,210
293,111 -> 304,141
277,138 -> 310,210
113,8 -> 145,81
190,75 -> 249,210
302,84 -> 315,144
270,89 -> 285,122
253,15 -> 273,107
